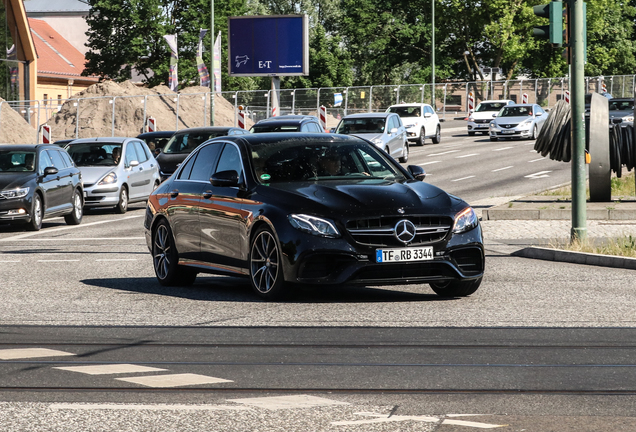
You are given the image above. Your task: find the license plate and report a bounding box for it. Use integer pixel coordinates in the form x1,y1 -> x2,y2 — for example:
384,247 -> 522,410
501,130 -> 515,134
376,246 -> 433,263
475,125 -> 488,129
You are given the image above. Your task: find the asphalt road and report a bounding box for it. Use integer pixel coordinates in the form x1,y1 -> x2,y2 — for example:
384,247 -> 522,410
1,128 -> 635,431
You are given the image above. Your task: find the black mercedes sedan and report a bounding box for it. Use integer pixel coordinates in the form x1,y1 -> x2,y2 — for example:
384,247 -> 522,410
144,133 -> 484,300
0,144 -> 83,231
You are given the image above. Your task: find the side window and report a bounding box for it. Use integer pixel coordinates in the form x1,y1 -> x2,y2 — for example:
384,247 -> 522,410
311,122 -> 322,132
177,154 -> 197,180
133,141 -> 149,163
38,150 -> 53,173
60,150 -> 74,167
48,149 -> 66,168
215,144 -> 243,179
300,123 -> 310,132
189,143 -> 223,181
124,143 -> 137,166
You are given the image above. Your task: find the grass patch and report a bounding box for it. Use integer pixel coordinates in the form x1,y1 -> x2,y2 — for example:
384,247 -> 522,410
551,235 -> 636,258
538,172 -> 635,199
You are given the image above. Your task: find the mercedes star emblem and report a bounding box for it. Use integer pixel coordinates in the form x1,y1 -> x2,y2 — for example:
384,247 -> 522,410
394,220 -> 416,244
397,208 -> 405,214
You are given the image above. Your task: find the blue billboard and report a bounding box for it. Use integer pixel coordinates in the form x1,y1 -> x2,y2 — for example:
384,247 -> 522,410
228,15 -> 309,77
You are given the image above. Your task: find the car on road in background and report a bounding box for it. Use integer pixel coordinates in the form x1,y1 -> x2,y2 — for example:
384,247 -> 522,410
0,144 -> 83,230
65,137 -> 160,213
250,115 -> 325,133
137,131 -> 175,156
467,99 -> 514,135
144,133 -> 484,300
156,126 -> 249,181
387,103 -> 441,146
608,97 -> 634,126
335,112 -> 409,162
488,103 -> 549,141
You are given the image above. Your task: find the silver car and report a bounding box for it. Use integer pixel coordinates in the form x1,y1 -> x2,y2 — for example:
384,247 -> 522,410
489,104 -> 549,141
66,137 -> 160,213
334,112 -> 409,162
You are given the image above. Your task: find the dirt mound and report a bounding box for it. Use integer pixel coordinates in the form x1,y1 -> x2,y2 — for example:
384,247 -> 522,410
0,99 -> 39,144
47,80 -> 254,140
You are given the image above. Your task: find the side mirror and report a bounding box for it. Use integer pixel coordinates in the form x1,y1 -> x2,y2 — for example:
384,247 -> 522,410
469,109 -> 474,114
211,170 -> 239,187
492,113 -> 498,118
43,166 -> 59,176
407,165 -> 426,181
329,128 -> 336,133
128,160 -> 139,168
424,112 -> 432,118
390,127 -> 398,134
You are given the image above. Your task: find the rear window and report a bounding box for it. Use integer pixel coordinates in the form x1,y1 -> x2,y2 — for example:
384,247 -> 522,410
250,124 -> 300,133
163,132 -> 227,154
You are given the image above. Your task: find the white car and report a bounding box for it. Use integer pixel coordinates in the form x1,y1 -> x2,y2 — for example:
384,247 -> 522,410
467,100 -> 514,136
387,103 -> 440,146
335,112 -> 409,162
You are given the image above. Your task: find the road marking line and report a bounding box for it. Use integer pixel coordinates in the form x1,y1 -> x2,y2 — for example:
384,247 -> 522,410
54,364 -> 167,375
0,215 -> 144,242
420,161 -> 441,166
0,260 -> 20,263
12,237 -> 145,241
428,150 -> 460,156
50,403 -> 251,412
492,166 -> 514,172
331,412 -> 505,428
452,176 -> 476,182
456,153 -> 479,158
228,395 -> 349,410
116,373 -> 233,388
525,171 -> 552,179
493,147 -> 513,151
528,158 -> 545,162
37,259 -> 80,263
0,348 -> 75,360
96,259 -> 138,262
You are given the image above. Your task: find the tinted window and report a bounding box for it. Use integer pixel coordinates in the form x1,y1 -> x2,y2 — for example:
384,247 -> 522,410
48,149 -> 66,168
190,143 -> 223,181
0,151 -> 36,172
335,118 -> 386,134
500,106 -> 533,117
177,154 -> 197,180
133,141 -> 149,163
215,144 -> 242,179
38,150 -> 53,172
388,106 -> 421,117
125,143 -> 137,166
60,150 -> 74,167
67,143 -> 121,167
475,102 -> 507,112
163,132 -> 227,154
251,124 -> 300,133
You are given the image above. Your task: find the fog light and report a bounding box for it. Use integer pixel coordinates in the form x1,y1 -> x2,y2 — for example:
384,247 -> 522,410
7,209 -> 26,215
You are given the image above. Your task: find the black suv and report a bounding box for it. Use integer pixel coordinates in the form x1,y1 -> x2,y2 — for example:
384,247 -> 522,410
250,115 -> 325,133
0,144 -> 83,230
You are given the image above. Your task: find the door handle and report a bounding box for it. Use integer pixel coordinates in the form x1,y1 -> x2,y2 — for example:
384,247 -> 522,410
170,189 -> 179,198
203,190 -> 213,199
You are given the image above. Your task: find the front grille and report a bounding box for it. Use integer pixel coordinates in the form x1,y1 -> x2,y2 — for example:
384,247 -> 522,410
449,247 -> 484,276
474,119 -> 490,124
83,183 -> 95,188
346,215 -> 452,247
612,118 -> 623,124
500,123 -> 519,129
85,196 -> 104,202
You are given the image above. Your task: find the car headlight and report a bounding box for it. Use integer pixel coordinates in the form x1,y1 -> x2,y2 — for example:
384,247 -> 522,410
98,172 -> 117,185
468,116 -> 474,122
288,214 -> 341,238
519,119 -> 532,126
623,116 -> 634,122
490,122 -> 496,127
452,207 -> 478,234
371,138 -> 384,146
0,187 -> 29,199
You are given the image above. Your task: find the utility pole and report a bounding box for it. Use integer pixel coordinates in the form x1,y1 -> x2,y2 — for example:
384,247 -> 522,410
570,0 -> 587,241
431,0 -> 435,108
210,0 -> 215,126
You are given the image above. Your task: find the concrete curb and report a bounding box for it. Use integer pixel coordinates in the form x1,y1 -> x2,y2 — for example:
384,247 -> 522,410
513,246 -> 636,270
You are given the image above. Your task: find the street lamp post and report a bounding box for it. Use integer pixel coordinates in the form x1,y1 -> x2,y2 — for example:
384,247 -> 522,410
431,0 -> 435,109
210,0 -> 215,126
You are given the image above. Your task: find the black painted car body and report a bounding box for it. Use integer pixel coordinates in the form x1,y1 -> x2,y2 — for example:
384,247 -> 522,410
145,133 -> 484,299
0,144 -> 83,230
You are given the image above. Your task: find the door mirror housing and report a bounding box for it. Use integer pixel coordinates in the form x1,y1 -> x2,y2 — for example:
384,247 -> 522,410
424,112 -> 432,118
43,166 -> 59,176
390,127 -> 398,134
211,170 -> 240,187
128,160 -> 140,168
407,165 -> 426,181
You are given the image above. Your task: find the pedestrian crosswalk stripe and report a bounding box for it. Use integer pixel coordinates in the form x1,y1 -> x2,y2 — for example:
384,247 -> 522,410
116,373 -> 233,388
54,364 -> 167,375
228,395 -> 349,410
0,348 -> 75,360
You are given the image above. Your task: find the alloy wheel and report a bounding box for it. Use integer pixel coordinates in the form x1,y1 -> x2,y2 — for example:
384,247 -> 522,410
153,224 -> 171,280
250,231 -> 280,294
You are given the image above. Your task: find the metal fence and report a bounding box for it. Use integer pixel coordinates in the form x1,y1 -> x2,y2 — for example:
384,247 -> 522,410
2,74 -> 634,143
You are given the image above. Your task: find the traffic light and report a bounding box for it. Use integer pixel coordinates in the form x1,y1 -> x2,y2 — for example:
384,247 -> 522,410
533,1 -> 563,46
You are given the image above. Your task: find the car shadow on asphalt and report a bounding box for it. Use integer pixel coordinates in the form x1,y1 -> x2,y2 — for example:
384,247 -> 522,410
81,276 -> 458,304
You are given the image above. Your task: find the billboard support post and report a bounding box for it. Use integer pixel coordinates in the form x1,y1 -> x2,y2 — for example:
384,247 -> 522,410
271,77 -> 280,117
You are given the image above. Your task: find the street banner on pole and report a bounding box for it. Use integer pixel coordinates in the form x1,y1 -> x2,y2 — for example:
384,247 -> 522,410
197,29 -> 210,87
213,31 -> 222,93
163,34 -> 178,92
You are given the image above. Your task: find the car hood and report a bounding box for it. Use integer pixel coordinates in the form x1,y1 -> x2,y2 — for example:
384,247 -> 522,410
351,133 -> 384,142
494,116 -> 534,124
0,173 -> 36,189
470,111 -> 499,120
609,110 -> 633,118
156,152 -> 188,175
400,116 -> 423,125
259,179 -> 463,217
78,166 -> 115,184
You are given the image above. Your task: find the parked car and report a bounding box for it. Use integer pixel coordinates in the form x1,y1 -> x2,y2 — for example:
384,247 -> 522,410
157,126 -> 249,181
467,100 -> 514,135
250,115 -> 325,133
334,112 -> 409,162
488,103 -> 549,141
386,103 -> 441,145
65,137 -> 160,213
137,131 -> 175,156
144,133 -> 484,300
608,97 -> 634,126
0,144 -> 83,231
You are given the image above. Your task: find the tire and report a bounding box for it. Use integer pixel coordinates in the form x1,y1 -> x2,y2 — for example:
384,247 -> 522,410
115,186 -> 128,214
430,277 -> 482,297
468,131 -> 476,136
64,189 -> 83,225
399,141 -> 409,163
530,125 -> 538,140
249,226 -> 286,300
418,128 -> 425,146
152,219 -> 197,286
432,125 -> 441,144
27,193 -> 43,231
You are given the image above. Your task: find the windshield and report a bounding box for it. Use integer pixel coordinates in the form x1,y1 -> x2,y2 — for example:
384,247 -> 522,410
387,106 -> 421,117
0,151 -> 36,172
142,137 -> 171,152
66,144 -> 122,167
335,118 -> 386,134
249,139 -> 406,183
250,124 -> 300,133
499,106 -> 533,117
609,100 -> 634,111
163,132 -> 227,154
475,102 -> 508,112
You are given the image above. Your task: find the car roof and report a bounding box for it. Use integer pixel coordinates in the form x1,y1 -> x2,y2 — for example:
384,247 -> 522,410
342,112 -> 393,119
66,137 -> 136,144
137,131 -> 175,138
214,132 -> 362,146
0,144 -> 60,151
255,115 -> 319,125
506,104 -> 536,107
479,100 -> 513,104
172,126 -> 240,135
388,103 -> 431,107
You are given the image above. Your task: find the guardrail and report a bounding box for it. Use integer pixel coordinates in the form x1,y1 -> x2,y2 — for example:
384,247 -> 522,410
1,74 -> 634,142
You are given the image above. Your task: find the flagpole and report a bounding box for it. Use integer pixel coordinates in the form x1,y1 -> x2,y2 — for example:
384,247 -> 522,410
210,0 -> 215,126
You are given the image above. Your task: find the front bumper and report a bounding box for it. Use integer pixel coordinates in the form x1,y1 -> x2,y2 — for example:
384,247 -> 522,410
0,197 -> 32,222
467,121 -> 491,132
489,127 -> 532,139
83,184 -> 121,207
